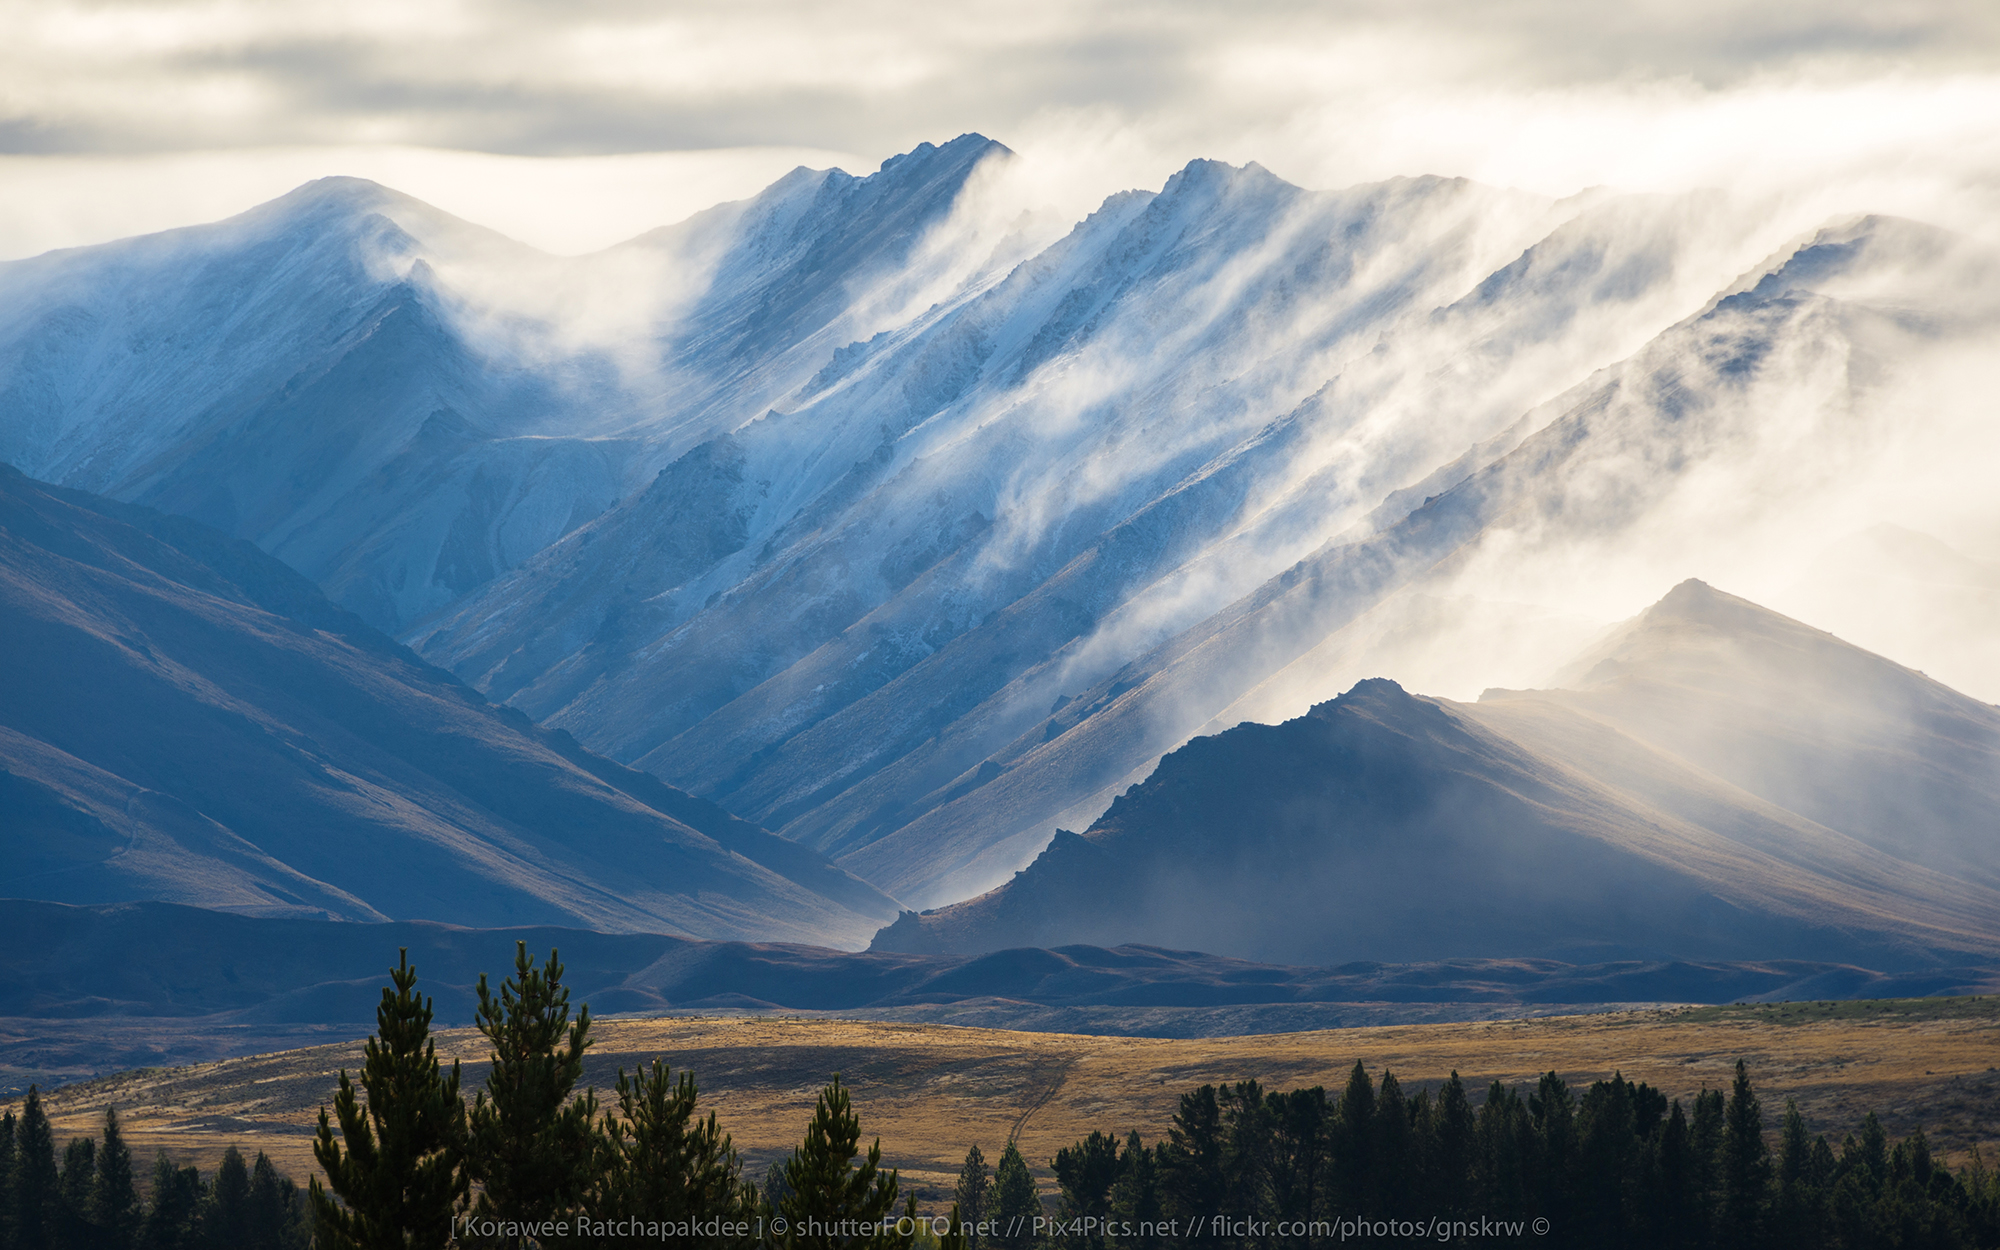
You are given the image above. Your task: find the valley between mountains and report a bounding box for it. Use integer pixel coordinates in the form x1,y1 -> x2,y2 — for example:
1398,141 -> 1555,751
2,135 -> 1997,1082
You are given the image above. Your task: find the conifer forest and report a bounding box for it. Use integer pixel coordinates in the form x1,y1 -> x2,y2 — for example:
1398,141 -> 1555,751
2,948 -> 1995,1249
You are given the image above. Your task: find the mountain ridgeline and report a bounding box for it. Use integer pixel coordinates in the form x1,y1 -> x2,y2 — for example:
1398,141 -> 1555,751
874,583 -> 2000,967
0,465 -> 896,945
2,137 -> 1997,967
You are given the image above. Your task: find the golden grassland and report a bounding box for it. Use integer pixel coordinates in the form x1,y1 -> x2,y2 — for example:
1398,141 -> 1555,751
10,1001 -> 1999,1206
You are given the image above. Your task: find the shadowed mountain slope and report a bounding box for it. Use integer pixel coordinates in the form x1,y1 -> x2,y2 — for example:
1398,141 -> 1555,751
873,585 -> 2000,966
0,465 -> 897,944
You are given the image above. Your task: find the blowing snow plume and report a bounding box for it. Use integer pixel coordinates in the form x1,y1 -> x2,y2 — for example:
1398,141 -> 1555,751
5,136 -> 1998,921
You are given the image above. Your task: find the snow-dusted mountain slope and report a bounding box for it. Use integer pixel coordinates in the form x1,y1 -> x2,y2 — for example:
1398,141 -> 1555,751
0,136 -> 1015,633
7,138 -> 1993,925
410,161 -> 1806,904
833,213 -> 2000,907
0,179 -> 641,631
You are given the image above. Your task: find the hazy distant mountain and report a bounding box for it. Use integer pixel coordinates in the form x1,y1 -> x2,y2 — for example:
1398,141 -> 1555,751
0,466 -> 898,945
874,583 -> 2000,966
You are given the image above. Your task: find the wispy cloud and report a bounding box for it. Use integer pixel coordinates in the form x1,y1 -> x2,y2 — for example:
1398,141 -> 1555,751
5,1 -> 1996,156
2,1 -> 1997,258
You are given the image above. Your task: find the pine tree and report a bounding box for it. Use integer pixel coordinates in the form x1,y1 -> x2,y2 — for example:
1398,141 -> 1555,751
1772,1098 -> 1822,1249
57,1136 -> 96,1248
245,1152 -> 300,1250
775,1076 -> 913,1250
1266,1088 -> 1329,1230
990,1140 -> 1041,1250
592,1059 -> 752,1241
1334,1063 -> 1374,1214
2,1109 -> 16,1248
1720,1061 -> 1770,1248
954,1145 -> 990,1250
466,942 -> 598,1241
205,1146 -> 252,1249
1473,1083 -> 1531,1221
94,1106 -> 140,1250
1159,1084 -> 1222,1237
1427,1075 -> 1475,1216
1372,1072 -> 1413,1216
1529,1071 -> 1576,1229
310,948 -> 469,1250
14,1087 -> 58,1250
1052,1131 -> 1121,1250
1106,1134 -> 1160,1250
141,1151 -> 204,1250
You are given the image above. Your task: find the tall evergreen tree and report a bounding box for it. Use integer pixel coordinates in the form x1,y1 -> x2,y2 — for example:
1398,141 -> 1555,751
466,943 -> 598,1241
1266,1088 -> 1329,1234
1372,1072 -> 1413,1217
954,1144 -> 990,1250
1688,1087 -> 1725,1245
245,1152 -> 297,1250
775,1076 -> 913,1250
1479,1082 -> 1538,1222
1650,1101 -> 1697,1250
1106,1134 -> 1160,1250
141,1152 -> 204,1250
991,1141 -> 1042,1250
1529,1072 -> 1576,1230
1720,1062 -> 1770,1248
1426,1075 -> 1475,1218
2,1109 -> 16,1249
1772,1098 -> 1822,1250
1333,1064 -> 1374,1215
310,948 -> 469,1250
14,1087 -> 58,1250
204,1146 -> 252,1250
56,1136 -> 96,1249
592,1059 -> 752,1242
1159,1085 -> 1223,1240
94,1106 -> 140,1250
1052,1132 -> 1121,1250
1217,1082 -> 1272,1225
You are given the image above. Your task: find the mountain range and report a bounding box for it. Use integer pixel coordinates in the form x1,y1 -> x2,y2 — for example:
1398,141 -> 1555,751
1,135 -> 1995,982
875,582 -> 2000,966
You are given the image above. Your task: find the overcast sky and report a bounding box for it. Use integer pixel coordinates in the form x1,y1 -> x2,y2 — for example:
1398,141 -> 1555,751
4,0 -> 1999,255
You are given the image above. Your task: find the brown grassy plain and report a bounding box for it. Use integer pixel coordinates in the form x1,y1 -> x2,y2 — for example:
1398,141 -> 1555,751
12,1001 -> 2000,1206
